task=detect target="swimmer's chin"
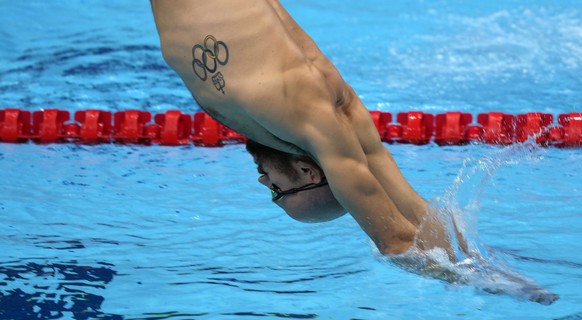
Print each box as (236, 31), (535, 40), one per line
(275, 191), (347, 223)
(283, 207), (347, 223)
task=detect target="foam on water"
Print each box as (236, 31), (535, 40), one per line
(385, 140), (559, 305)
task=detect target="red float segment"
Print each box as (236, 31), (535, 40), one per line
(0, 108), (31, 142)
(154, 110), (192, 145)
(556, 112), (582, 147)
(113, 110), (151, 144)
(476, 112), (516, 144)
(74, 110), (113, 144)
(516, 112), (554, 144)
(434, 112), (473, 146)
(1, 108), (582, 147)
(465, 125), (485, 142)
(385, 123), (403, 143)
(548, 126), (565, 146)
(193, 112), (221, 146)
(396, 111), (434, 145)
(31, 109), (70, 143)
(192, 112), (246, 146)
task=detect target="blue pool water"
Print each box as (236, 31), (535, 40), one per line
(1, 0), (581, 319)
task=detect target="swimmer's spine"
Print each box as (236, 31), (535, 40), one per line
(0, 109), (581, 147)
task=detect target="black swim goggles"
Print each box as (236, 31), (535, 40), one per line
(270, 178), (329, 201)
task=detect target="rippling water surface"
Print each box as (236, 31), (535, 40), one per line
(1, 143), (580, 319)
(1, 0), (581, 319)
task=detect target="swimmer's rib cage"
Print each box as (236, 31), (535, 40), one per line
(0, 109), (581, 147)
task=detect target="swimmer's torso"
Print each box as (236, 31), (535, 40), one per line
(151, 0), (377, 155)
(151, 0), (428, 230)
(151, 0), (434, 256)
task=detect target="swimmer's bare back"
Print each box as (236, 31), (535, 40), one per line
(150, 0), (391, 160)
(151, 0), (421, 254)
(151, 0), (345, 154)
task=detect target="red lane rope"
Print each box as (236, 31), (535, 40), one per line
(0, 108), (581, 147)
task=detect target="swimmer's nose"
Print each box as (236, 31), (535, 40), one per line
(258, 175), (269, 187)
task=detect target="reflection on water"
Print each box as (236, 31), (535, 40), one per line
(0, 258), (363, 319)
(388, 141), (559, 305)
(0, 261), (120, 319)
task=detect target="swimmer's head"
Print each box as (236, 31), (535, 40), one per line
(246, 140), (346, 223)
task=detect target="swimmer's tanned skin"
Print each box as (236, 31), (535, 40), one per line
(150, 0), (440, 254)
(149, 1), (561, 305)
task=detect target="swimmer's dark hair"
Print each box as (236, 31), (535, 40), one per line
(245, 139), (321, 181)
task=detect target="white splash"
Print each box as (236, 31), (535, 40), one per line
(387, 140), (559, 305)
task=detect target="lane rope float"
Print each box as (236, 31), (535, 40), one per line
(0, 108), (580, 147)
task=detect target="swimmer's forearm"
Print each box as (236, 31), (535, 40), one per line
(324, 160), (417, 254)
(366, 148), (428, 226)
(298, 112), (417, 254)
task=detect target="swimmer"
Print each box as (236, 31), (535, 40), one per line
(151, 0), (426, 255)
(150, 0), (558, 304)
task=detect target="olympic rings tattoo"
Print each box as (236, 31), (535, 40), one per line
(192, 35), (229, 94)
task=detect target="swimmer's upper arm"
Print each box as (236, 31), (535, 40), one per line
(295, 107), (415, 254)
(241, 62), (416, 254)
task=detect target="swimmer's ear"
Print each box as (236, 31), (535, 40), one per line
(293, 159), (324, 183)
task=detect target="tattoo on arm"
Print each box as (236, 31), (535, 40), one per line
(191, 35), (230, 94)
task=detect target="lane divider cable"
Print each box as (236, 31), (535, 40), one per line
(0, 108), (580, 147)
